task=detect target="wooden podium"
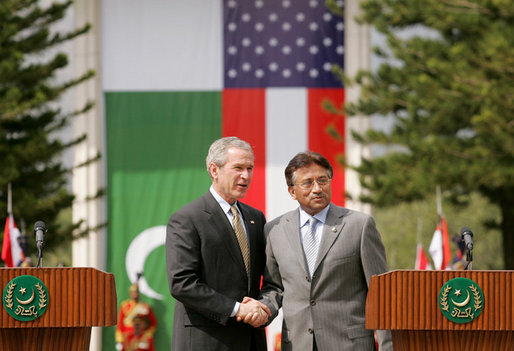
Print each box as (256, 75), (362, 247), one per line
(366, 270), (513, 350)
(0, 267), (117, 351)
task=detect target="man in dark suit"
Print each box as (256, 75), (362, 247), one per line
(166, 137), (270, 351)
(252, 151), (393, 351)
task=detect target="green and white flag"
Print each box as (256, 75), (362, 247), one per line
(104, 92), (221, 349)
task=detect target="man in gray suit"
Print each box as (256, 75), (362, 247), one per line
(166, 137), (270, 351)
(254, 151), (393, 350)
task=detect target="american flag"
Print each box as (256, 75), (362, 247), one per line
(224, 0), (345, 88)
(222, 2), (345, 350)
(222, 0), (346, 216)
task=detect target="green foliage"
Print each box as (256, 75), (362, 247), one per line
(375, 193), (503, 270)
(344, 0), (514, 268)
(0, 0), (94, 263)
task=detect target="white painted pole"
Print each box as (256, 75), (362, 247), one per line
(345, 0), (372, 214)
(7, 183), (12, 215)
(436, 184), (443, 216)
(71, 1), (105, 350)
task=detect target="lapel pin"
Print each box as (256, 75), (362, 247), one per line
(331, 227), (337, 232)
(250, 220), (255, 224)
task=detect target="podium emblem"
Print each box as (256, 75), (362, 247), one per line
(3, 275), (49, 322)
(439, 277), (484, 323)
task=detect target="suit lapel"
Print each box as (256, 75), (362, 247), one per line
(203, 193), (248, 279)
(313, 205), (348, 275)
(283, 210), (311, 277)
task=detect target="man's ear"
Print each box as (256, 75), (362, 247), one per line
(288, 185), (297, 200)
(208, 162), (218, 181)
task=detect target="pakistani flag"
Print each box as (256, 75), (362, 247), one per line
(102, 1), (345, 349)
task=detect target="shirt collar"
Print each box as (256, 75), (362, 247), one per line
(299, 204), (330, 228)
(209, 185), (238, 214)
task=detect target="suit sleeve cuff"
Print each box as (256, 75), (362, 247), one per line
(230, 302), (240, 317)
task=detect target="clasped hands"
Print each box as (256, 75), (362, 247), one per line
(235, 297), (271, 327)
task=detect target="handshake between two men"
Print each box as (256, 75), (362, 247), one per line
(235, 297), (272, 328)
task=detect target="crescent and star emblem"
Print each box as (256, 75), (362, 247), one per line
(439, 277), (484, 324)
(451, 290), (471, 307)
(125, 226), (166, 300)
(3, 275), (49, 322)
(15, 288), (35, 305)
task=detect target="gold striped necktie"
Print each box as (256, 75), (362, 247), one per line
(230, 205), (250, 276)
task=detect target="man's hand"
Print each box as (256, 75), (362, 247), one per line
(235, 297), (271, 327)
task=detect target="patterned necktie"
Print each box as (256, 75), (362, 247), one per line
(230, 205), (250, 276)
(303, 217), (319, 278)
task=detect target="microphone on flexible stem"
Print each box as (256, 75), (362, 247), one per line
(34, 221), (46, 268)
(460, 227), (474, 270)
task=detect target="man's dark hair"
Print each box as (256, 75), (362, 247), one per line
(285, 151), (333, 186)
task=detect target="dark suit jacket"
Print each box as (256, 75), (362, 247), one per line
(166, 191), (267, 351)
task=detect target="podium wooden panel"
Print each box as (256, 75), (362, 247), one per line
(366, 270), (514, 350)
(0, 267), (117, 351)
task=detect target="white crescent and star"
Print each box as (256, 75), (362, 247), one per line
(451, 290), (471, 307)
(125, 225), (166, 300)
(15, 288), (35, 305)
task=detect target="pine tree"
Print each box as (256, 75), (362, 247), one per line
(0, 0), (95, 259)
(343, 1), (514, 268)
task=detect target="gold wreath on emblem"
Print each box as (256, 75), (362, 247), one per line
(35, 283), (47, 310)
(470, 284), (483, 310)
(440, 285), (451, 312)
(4, 282), (16, 309)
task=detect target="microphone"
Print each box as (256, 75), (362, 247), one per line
(34, 221), (46, 267)
(34, 221), (46, 248)
(461, 227), (474, 251)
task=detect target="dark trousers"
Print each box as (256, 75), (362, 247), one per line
(250, 332), (258, 351)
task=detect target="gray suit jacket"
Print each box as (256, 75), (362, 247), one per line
(260, 204), (393, 351)
(166, 191), (267, 351)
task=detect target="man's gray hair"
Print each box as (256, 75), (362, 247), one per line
(206, 136), (253, 173)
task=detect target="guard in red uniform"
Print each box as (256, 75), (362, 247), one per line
(115, 282), (157, 351)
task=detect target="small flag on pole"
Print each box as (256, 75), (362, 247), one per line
(2, 183), (23, 267)
(428, 215), (451, 270)
(2, 213), (22, 267)
(415, 243), (432, 270)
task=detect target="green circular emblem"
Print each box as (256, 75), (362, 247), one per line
(438, 277), (484, 323)
(3, 275), (49, 322)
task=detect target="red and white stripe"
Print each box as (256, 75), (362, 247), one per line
(429, 216), (452, 270)
(415, 243), (432, 270)
(223, 88), (345, 220)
